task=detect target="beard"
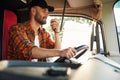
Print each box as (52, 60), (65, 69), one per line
(34, 12), (47, 25)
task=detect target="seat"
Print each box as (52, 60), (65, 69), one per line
(2, 10), (17, 60)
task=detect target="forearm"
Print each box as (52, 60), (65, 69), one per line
(31, 47), (61, 59)
(50, 19), (61, 49)
(54, 32), (61, 49)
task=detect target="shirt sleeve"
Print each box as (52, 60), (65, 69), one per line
(8, 25), (35, 60)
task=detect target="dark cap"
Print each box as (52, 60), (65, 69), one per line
(28, 0), (54, 12)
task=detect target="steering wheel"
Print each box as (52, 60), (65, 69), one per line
(54, 45), (89, 63)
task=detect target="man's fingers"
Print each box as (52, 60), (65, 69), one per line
(51, 19), (56, 23)
(50, 19), (59, 32)
(67, 47), (77, 59)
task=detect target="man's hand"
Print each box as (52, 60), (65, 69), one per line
(60, 47), (77, 59)
(50, 19), (59, 33)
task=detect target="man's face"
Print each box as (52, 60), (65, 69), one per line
(34, 6), (49, 25)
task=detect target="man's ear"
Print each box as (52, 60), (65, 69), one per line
(31, 7), (36, 15)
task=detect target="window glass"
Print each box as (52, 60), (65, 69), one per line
(114, 1), (120, 50)
(43, 16), (104, 63)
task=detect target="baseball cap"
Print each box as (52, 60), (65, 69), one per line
(28, 0), (54, 12)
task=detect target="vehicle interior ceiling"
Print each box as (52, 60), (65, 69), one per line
(47, 0), (102, 21)
(0, 0), (102, 22)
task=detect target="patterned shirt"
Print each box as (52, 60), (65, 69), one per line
(7, 21), (55, 61)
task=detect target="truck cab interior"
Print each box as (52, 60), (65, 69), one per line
(0, 0), (120, 80)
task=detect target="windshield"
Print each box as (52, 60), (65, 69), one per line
(43, 16), (93, 64)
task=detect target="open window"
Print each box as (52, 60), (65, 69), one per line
(114, 0), (120, 52)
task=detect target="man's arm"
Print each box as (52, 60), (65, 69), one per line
(54, 32), (61, 49)
(32, 46), (77, 59)
(50, 19), (61, 49)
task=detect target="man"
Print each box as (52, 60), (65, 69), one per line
(7, 0), (77, 62)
